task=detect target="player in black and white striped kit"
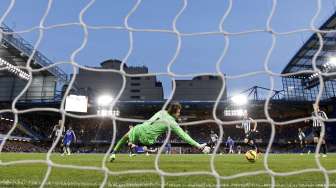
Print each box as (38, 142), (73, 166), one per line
(236, 112), (258, 153)
(49, 120), (64, 143)
(49, 120), (65, 153)
(298, 128), (306, 155)
(305, 105), (328, 157)
(208, 130), (219, 153)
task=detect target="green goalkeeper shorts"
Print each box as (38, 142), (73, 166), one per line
(129, 126), (140, 144)
(129, 125), (155, 146)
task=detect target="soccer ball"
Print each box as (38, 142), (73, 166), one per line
(245, 150), (257, 162)
(202, 146), (211, 154)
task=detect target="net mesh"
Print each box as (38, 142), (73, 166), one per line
(0, 0), (334, 187)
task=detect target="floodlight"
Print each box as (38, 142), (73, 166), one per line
(328, 57), (336, 66)
(231, 94), (248, 106)
(97, 109), (120, 117)
(97, 95), (113, 106)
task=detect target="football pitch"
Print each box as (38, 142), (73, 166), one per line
(0, 153), (336, 187)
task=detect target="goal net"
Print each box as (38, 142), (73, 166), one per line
(0, 0), (335, 187)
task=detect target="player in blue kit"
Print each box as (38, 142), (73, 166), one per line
(62, 127), (77, 156)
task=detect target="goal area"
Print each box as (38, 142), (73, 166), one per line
(0, 0), (336, 187)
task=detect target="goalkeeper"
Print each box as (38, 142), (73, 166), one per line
(109, 102), (210, 161)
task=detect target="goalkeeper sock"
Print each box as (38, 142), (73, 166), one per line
(112, 134), (128, 153)
(322, 144), (327, 155)
(128, 144), (136, 155)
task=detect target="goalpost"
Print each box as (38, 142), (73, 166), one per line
(0, 0), (334, 187)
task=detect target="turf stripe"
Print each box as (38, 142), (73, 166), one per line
(0, 180), (331, 187)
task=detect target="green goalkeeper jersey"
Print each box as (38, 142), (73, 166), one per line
(129, 110), (200, 147)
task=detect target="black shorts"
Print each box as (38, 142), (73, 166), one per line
(208, 140), (217, 147)
(245, 131), (255, 142)
(313, 127), (321, 138)
(299, 138), (305, 145)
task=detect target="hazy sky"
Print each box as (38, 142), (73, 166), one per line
(1, 0), (336, 99)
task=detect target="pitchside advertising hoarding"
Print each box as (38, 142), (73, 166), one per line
(65, 95), (88, 113)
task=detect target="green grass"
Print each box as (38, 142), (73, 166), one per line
(0, 153), (336, 187)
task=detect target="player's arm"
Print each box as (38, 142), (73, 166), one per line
(250, 118), (257, 132)
(322, 111), (328, 120)
(72, 131), (77, 143)
(49, 127), (55, 138)
(305, 112), (314, 123)
(169, 120), (201, 149)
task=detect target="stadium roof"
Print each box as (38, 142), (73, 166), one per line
(0, 24), (68, 82)
(282, 12), (336, 76)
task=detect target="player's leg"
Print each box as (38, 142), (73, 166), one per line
(207, 140), (212, 151)
(312, 128), (327, 157)
(110, 126), (142, 162)
(321, 138), (327, 157)
(252, 131), (261, 154)
(313, 135), (319, 155)
(249, 140), (257, 151)
(303, 139), (307, 154)
(320, 126), (328, 157)
(243, 137), (249, 149)
(209, 141), (214, 153)
(244, 132), (257, 152)
(61, 140), (67, 156)
(66, 142), (71, 155)
(146, 146), (158, 153)
(299, 140), (304, 155)
(313, 128), (321, 155)
(128, 143), (132, 156)
(214, 141), (219, 154)
(142, 146), (157, 156)
(210, 141), (216, 153)
(128, 142), (137, 157)
(165, 144), (169, 154)
(143, 146), (150, 156)
(244, 138), (252, 152)
(109, 132), (129, 161)
(54, 137), (61, 154)
(166, 144), (171, 154)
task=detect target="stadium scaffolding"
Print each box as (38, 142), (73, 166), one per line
(0, 24), (67, 83)
(282, 12), (336, 101)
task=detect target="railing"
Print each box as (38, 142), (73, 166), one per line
(16, 121), (43, 140)
(0, 24), (67, 83)
(238, 86), (285, 101)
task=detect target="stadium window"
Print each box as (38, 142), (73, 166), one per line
(223, 109), (247, 116)
(131, 89), (140, 93)
(131, 83), (140, 86)
(155, 82), (162, 87)
(131, 96), (140, 99)
(131, 77), (141, 80)
(209, 76), (218, 80)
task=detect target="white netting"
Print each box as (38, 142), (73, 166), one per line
(0, 0), (334, 187)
